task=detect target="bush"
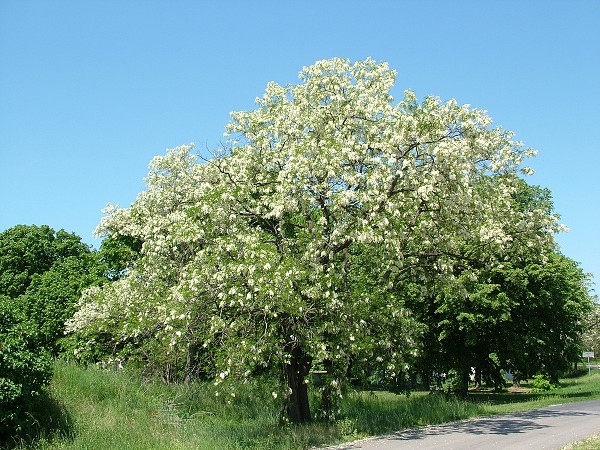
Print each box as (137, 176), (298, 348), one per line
(530, 374), (556, 392)
(0, 296), (53, 439)
(441, 370), (464, 396)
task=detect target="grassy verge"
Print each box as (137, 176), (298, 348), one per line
(563, 434), (600, 450)
(6, 362), (600, 449)
(471, 373), (600, 414)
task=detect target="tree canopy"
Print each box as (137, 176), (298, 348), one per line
(0, 225), (98, 435)
(405, 180), (593, 394)
(0, 225), (91, 298)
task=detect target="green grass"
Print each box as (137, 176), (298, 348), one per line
(564, 434), (600, 450)
(471, 371), (600, 414)
(5, 362), (600, 449)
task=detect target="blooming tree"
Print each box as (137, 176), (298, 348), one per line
(68, 58), (556, 422)
(583, 301), (600, 357)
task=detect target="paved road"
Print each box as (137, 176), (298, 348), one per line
(328, 400), (600, 449)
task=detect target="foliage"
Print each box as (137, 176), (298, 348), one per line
(408, 180), (593, 394)
(418, 251), (592, 393)
(68, 58), (556, 423)
(530, 374), (556, 392)
(0, 296), (53, 440)
(0, 224), (140, 357)
(0, 225), (101, 353)
(582, 301), (600, 356)
(440, 370), (465, 396)
(21, 256), (101, 354)
(499, 252), (593, 383)
(94, 234), (142, 282)
(0, 225), (79, 298)
(0, 225), (109, 438)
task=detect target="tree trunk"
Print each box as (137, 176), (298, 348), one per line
(162, 362), (173, 384)
(474, 366), (482, 389)
(320, 359), (336, 419)
(456, 367), (470, 398)
(283, 343), (312, 423)
(421, 370), (431, 391)
(184, 342), (198, 383)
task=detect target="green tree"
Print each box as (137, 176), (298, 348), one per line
(415, 253), (591, 395)
(0, 225), (92, 298)
(0, 296), (52, 438)
(409, 180), (591, 395)
(0, 225), (105, 353)
(22, 255), (101, 353)
(501, 252), (593, 383)
(0, 225), (57, 298)
(0, 225), (105, 438)
(582, 301), (600, 357)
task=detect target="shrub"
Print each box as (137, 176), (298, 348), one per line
(441, 370), (464, 396)
(0, 296), (53, 439)
(530, 374), (556, 391)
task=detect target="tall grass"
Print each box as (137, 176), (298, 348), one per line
(6, 362), (600, 449)
(340, 391), (486, 437)
(6, 361), (337, 449)
(470, 371), (600, 414)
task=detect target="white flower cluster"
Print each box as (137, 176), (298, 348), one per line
(69, 58), (554, 390)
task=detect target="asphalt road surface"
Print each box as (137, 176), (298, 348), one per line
(328, 400), (600, 449)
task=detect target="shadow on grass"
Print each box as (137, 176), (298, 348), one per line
(468, 389), (596, 405)
(341, 391), (487, 438)
(0, 391), (74, 449)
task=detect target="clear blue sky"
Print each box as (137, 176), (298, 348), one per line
(1, 1), (598, 292)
